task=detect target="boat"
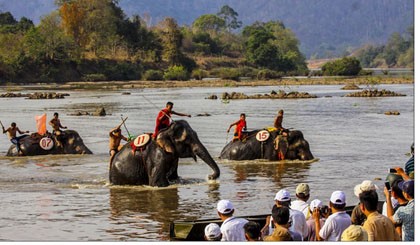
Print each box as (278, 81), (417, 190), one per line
(169, 202), (384, 241)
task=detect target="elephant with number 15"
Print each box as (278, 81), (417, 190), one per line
(220, 129), (314, 161)
(109, 120), (220, 187)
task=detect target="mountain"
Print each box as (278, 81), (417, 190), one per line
(0, 0), (413, 58)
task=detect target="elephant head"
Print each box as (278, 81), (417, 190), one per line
(110, 120), (220, 187)
(6, 130), (92, 156)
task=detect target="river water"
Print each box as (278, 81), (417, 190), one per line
(0, 83), (414, 241)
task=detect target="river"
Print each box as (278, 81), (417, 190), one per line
(0, 83), (414, 241)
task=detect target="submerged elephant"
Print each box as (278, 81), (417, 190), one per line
(220, 129), (314, 161)
(6, 130), (92, 156)
(109, 120), (220, 187)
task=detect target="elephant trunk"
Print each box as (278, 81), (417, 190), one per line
(192, 142), (220, 180)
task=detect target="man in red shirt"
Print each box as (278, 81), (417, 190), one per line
(153, 101), (191, 138)
(227, 113), (247, 141)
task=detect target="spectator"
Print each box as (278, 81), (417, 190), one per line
(388, 180), (414, 241)
(404, 143), (414, 178)
(262, 189), (308, 240)
(382, 173), (403, 217)
(204, 223), (222, 241)
(383, 179), (408, 237)
(216, 200), (248, 241)
(306, 199), (325, 241)
(291, 183), (311, 219)
(314, 191), (351, 241)
(359, 190), (400, 241)
(243, 221), (261, 241)
(263, 206), (293, 241)
(351, 180), (378, 225)
(341, 225), (368, 241)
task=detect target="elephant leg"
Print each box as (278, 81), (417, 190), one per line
(167, 158), (179, 181)
(149, 164), (170, 187)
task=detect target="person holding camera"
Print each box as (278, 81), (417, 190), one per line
(313, 191), (351, 241)
(306, 199), (326, 241)
(385, 180), (414, 241)
(383, 179), (407, 238)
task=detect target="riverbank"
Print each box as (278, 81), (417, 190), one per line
(0, 76), (413, 91)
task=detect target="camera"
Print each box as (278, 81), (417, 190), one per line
(389, 168), (397, 173)
(385, 181), (391, 190)
(320, 205), (330, 216)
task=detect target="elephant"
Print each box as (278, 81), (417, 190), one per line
(109, 120), (220, 187)
(6, 130), (92, 156)
(220, 129), (314, 161)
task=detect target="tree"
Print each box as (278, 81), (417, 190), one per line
(321, 57), (362, 76)
(243, 21), (307, 73)
(217, 5), (242, 31)
(192, 14), (225, 37)
(156, 17), (183, 66)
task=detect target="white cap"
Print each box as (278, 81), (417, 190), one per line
(330, 191), (346, 205)
(205, 223), (221, 240)
(309, 199), (323, 212)
(217, 200), (234, 214)
(274, 189), (291, 202)
(354, 180), (378, 197)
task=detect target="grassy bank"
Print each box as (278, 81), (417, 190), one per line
(0, 76), (413, 91)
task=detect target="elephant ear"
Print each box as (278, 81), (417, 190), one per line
(156, 130), (176, 154)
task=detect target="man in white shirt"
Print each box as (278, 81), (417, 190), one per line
(263, 189), (309, 240)
(291, 183), (310, 219)
(217, 199), (248, 241)
(314, 190), (352, 241)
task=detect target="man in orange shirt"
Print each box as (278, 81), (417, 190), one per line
(153, 101), (191, 138)
(227, 113), (247, 141)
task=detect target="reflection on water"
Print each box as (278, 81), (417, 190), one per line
(231, 160), (312, 184)
(0, 84), (414, 241)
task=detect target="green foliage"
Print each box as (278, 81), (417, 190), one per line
(143, 69), (164, 81)
(191, 69), (209, 80)
(354, 26), (413, 68)
(211, 67), (241, 81)
(256, 69), (283, 80)
(164, 65), (189, 81)
(321, 57), (362, 76)
(192, 14), (225, 36)
(243, 21), (307, 74)
(217, 5), (242, 31)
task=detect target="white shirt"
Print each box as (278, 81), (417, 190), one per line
(319, 211), (351, 241)
(291, 200), (310, 219)
(269, 208), (309, 239)
(382, 197), (399, 216)
(220, 216), (248, 241)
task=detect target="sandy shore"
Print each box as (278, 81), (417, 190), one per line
(1, 76), (413, 90)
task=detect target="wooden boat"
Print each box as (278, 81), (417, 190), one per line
(169, 202), (384, 241)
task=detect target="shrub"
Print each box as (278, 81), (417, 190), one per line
(256, 69), (282, 80)
(143, 70), (164, 81)
(164, 65), (190, 81)
(321, 57), (362, 76)
(211, 67), (241, 81)
(191, 69), (209, 80)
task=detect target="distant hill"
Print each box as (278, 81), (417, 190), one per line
(0, 0), (413, 58)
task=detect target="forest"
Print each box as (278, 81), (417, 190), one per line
(0, 0), (414, 83)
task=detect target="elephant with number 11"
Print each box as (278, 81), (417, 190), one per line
(109, 120), (220, 187)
